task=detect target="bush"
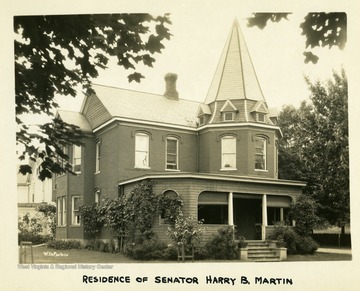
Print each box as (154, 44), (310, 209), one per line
(85, 240), (102, 251)
(18, 213), (43, 235)
(18, 233), (49, 245)
(47, 239), (82, 250)
(270, 226), (318, 255)
(296, 236), (319, 254)
(126, 237), (177, 261)
(204, 226), (238, 260)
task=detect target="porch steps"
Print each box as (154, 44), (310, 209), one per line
(243, 240), (281, 262)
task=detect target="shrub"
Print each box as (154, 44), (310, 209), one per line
(47, 239), (82, 250)
(204, 226), (238, 260)
(270, 226), (318, 255)
(85, 240), (102, 251)
(18, 233), (49, 245)
(296, 236), (319, 254)
(126, 237), (174, 260)
(18, 213), (43, 235)
(80, 203), (105, 239)
(36, 202), (56, 239)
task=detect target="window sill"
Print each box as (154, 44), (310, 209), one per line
(134, 166), (151, 170)
(165, 169), (180, 172)
(220, 168), (237, 171)
(255, 169), (268, 172)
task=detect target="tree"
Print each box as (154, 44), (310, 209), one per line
(15, 14), (172, 180)
(289, 195), (320, 236)
(36, 202), (57, 239)
(278, 70), (349, 230)
(247, 12), (346, 63)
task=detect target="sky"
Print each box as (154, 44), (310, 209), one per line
(55, 9), (346, 114)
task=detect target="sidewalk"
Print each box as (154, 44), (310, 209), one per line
(316, 248), (352, 255)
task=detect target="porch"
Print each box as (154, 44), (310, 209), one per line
(199, 192), (295, 241)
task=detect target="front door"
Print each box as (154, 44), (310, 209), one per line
(233, 198), (262, 240)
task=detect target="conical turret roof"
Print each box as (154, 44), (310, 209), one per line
(205, 19), (266, 104)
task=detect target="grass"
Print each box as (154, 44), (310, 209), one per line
(286, 252), (351, 262)
(19, 245), (135, 264)
(19, 245), (352, 264)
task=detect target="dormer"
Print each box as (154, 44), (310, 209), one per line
(197, 104), (212, 126)
(250, 101), (269, 123)
(220, 100), (238, 122)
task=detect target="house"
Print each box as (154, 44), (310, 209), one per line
(54, 20), (305, 245)
(18, 159), (54, 235)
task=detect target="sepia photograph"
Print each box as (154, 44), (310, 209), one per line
(2, 0), (359, 290)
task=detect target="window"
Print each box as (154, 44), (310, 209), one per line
(275, 142), (278, 176)
(57, 198), (62, 226)
(257, 113), (265, 122)
(223, 112), (234, 122)
(61, 196), (66, 226)
(198, 192), (228, 224)
(135, 133), (149, 168)
(59, 146), (68, 172)
(221, 136), (236, 170)
(95, 141), (101, 173)
(159, 190), (179, 224)
(72, 196), (81, 226)
(199, 116), (205, 126)
(255, 137), (267, 170)
(95, 189), (101, 205)
(166, 138), (178, 170)
(118, 185), (125, 198)
(72, 145), (81, 174)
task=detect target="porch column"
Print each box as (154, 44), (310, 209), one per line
(228, 192), (234, 226)
(262, 194), (268, 240)
(280, 207), (284, 223)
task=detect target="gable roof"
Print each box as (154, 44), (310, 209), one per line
(82, 84), (201, 129)
(204, 19), (266, 104)
(220, 99), (238, 112)
(56, 110), (92, 132)
(250, 101), (269, 114)
(197, 104), (212, 117)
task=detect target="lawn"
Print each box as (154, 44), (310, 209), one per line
(19, 245), (136, 264)
(19, 245), (352, 264)
(286, 252), (351, 262)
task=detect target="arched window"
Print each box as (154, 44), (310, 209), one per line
(135, 133), (150, 168)
(159, 190), (181, 224)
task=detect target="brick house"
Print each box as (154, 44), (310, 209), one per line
(54, 20), (305, 244)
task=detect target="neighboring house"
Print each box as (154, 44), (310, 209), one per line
(54, 20), (305, 244)
(17, 160), (54, 235)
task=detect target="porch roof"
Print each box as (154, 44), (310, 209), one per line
(118, 172), (306, 188)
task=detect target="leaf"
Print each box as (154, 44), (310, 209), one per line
(303, 51), (319, 64)
(128, 72), (145, 83)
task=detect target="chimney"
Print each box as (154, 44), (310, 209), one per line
(164, 73), (179, 100)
